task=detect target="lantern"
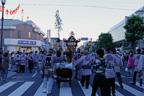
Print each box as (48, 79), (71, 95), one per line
(12, 10), (15, 14)
(40, 34), (43, 37)
(21, 9), (23, 13)
(5, 9), (8, 14)
(0, 6), (4, 11)
(32, 22), (34, 25)
(18, 5), (20, 9)
(27, 17), (29, 19)
(10, 11), (13, 15)
(38, 31), (40, 34)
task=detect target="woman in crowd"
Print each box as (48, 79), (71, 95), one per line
(2, 52), (10, 81)
(0, 52), (3, 80)
(127, 53), (135, 77)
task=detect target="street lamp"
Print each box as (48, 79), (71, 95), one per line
(0, 0), (7, 52)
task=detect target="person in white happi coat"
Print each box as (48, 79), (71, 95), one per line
(14, 51), (20, 72)
(40, 49), (58, 94)
(19, 52), (27, 73)
(137, 51), (144, 93)
(72, 50), (82, 80)
(74, 50), (92, 89)
(111, 49), (123, 88)
(104, 48), (116, 96)
(130, 49), (142, 86)
(33, 51), (39, 68)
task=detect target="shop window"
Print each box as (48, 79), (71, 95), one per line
(29, 32), (31, 38)
(18, 30), (21, 38)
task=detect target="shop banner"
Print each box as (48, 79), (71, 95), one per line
(18, 40), (36, 45)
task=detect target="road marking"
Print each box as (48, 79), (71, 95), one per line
(60, 82), (72, 96)
(32, 73), (37, 77)
(0, 82), (17, 93)
(32, 70), (37, 77)
(34, 82), (47, 96)
(136, 82), (144, 89)
(114, 91), (124, 96)
(8, 82), (34, 96)
(78, 81), (99, 96)
(121, 75), (125, 78)
(115, 82), (144, 96)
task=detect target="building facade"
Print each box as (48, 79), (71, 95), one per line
(109, 6), (144, 49)
(0, 19), (45, 53)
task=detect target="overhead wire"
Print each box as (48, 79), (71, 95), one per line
(19, 4), (137, 11)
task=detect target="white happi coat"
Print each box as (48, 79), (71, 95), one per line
(133, 54), (141, 72)
(74, 55), (92, 76)
(104, 53), (116, 78)
(20, 54), (27, 65)
(137, 55), (144, 80)
(113, 54), (123, 73)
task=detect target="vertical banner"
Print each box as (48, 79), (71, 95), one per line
(47, 29), (51, 42)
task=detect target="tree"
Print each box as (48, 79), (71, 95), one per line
(124, 15), (144, 52)
(55, 10), (63, 39)
(97, 33), (115, 49)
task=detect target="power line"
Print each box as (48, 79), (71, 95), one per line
(20, 4), (136, 11)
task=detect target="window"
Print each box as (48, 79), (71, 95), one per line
(29, 32), (31, 38)
(18, 30), (21, 38)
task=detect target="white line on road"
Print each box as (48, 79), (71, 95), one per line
(115, 82), (144, 96)
(34, 82), (47, 96)
(136, 82), (144, 89)
(60, 82), (72, 96)
(78, 81), (99, 96)
(0, 82), (17, 93)
(8, 82), (34, 96)
(32, 70), (37, 77)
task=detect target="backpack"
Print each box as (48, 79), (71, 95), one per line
(45, 54), (52, 67)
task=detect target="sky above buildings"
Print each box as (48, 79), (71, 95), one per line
(1, 0), (144, 41)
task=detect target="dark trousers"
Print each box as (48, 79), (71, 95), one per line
(20, 65), (25, 73)
(133, 72), (137, 84)
(106, 78), (115, 95)
(116, 72), (122, 83)
(81, 75), (90, 88)
(91, 74), (107, 96)
(75, 68), (79, 78)
(28, 60), (33, 73)
(132, 71), (142, 85)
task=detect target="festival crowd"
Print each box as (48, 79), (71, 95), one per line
(0, 48), (144, 96)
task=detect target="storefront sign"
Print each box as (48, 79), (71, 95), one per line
(18, 40), (36, 45)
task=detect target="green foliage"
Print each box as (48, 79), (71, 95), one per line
(97, 33), (115, 49)
(124, 15), (144, 48)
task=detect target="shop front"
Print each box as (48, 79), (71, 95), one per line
(4, 38), (44, 53)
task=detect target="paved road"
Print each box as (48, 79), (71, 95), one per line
(0, 66), (144, 96)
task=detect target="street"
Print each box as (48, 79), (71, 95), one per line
(0, 66), (143, 96)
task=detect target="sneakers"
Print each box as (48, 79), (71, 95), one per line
(43, 89), (52, 94)
(42, 89), (46, 93)
(47, 91), (52, 94)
